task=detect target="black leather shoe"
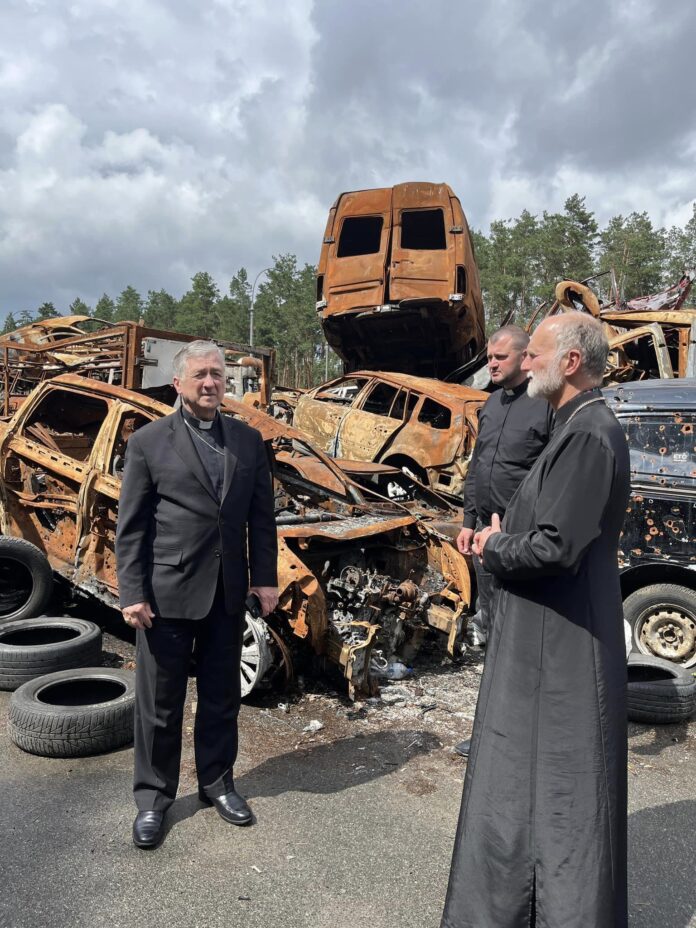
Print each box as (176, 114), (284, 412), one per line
(455, 738), (471, 758)
(133, 810), (165, 849)
(198, 784), (252, 826)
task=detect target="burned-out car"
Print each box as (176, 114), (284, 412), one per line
(606, 379), (696, 667)
(0, 375), (473, 696)
(316, 182), (486, 379)
(292, 371), (487, 501)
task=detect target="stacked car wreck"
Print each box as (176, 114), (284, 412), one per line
(1, 181), (694, 698)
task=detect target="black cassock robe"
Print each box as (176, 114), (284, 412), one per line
(442, 389), (631, 928)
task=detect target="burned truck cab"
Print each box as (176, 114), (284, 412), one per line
(316, 182), (485, 380)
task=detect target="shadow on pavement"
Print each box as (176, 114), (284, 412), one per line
(628, 799), (696, 927)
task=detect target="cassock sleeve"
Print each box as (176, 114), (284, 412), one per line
(482, 430), (615, 580)
(115, 433), (155, 607)
(247, 430), (279, 587)
(462, 407), (482, 529)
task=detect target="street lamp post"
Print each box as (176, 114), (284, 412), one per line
(249, 267), (271, 346)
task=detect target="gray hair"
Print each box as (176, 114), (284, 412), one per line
(488, 325), (529, 351)
(172, 340), (225, 379)
(552, 314), (608, 384)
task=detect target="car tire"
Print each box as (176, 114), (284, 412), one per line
(0, 537), (53, 624)
(0, 618), (102, 690)
(8, 667), (135, 757)
(627, 654), (696, 724)
(624, 583), (696, 668)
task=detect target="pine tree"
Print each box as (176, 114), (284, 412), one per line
(2, 312), (18, 334)
(94, 294), (116, 322)
(114, 286), (144, 323)
(175, 272), (220, 338)
(35, 302), (60, 320)
(144, 289), (178, 330)
(68, 297), (92, 316)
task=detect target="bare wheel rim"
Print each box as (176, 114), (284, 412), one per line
(240, 613), (274, 697)
(636, 605), (696, 668)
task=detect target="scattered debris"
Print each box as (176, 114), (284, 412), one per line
(302, 719), (324, 733)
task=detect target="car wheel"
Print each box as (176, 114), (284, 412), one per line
(623, 584), (696, 668)
(8, 667), (135, 757)
(0, 617), (102, 690)
(240, 613), (274, 697)
(0, 537), (53, 624)
(627, 654), (696, 724)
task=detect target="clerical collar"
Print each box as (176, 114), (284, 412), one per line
(554, 388), (602, 426)
(181, 406), (218, 431)
(502, 380), (529, 398)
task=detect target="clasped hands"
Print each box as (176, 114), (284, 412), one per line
(456, 513), (502, 558)
(121, 586), (279, 631)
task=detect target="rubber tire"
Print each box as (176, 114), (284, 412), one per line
(0, 618), (102, 690)
(8, 667), (135, 757)
(0, 537), (53, 624)
(623, 583), (696, 668)
(627, 654), (696, 724)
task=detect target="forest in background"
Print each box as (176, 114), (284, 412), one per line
(3, 196), (695, 388)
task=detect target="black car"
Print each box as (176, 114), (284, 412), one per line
(604, 380), (696, 668)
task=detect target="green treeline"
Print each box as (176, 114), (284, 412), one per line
(3, 196), (695, 386)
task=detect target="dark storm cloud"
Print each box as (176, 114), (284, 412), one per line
(0, 0), (693, 317)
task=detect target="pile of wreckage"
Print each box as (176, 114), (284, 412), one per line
(0, 182), (694, 706)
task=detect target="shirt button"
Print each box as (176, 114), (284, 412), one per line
(214, 549), (221, 558)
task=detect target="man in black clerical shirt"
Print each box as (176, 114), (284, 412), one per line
(455, 326), (553, 755)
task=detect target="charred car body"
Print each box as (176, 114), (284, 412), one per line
(0, 375), (472, 696)
(316, 182), (486, 379)
(606, 379), (696, 668)
(293, 370), (486, 501)
(0, 315), (274, 414)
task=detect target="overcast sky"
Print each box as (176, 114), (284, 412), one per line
(0, 0), (694, 317)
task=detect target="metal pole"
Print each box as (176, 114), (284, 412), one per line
(250, 267), (271, 347)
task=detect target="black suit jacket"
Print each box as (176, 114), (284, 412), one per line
(115, 409), (278, 619)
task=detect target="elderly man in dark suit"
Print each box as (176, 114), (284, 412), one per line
(116, 340), (278, 849)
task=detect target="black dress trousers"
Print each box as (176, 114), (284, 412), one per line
(133, 577), (243, 812)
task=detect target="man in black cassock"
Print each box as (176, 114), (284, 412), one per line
(441, 313), (630, 928)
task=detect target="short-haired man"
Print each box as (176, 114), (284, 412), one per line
(441, 314), (630, 928)
(459, 325), (554, 643)
(116, 341), (278, 849)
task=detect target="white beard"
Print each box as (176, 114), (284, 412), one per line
(527, 356), (565, 399)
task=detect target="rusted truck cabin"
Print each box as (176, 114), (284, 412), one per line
(316, 183), (486, 379)
(0, 316), (275, 415)
(0, 375), (472, 697)
(530, 273), (696, 383)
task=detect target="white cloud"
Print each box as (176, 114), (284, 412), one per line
(0, 0), (693, 316)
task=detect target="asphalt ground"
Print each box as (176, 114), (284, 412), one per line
(1, 631), (694, 928)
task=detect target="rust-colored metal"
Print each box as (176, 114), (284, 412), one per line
(529, 272), (696, 383)
(316, 182), (486, 379)
(0, 317), (275, 415)
(0, 374), (473, 696)
(292, 370), (487, 501)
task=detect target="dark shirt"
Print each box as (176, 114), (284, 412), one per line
(181, 407), (226, 500)
(463, 381), (554, 529)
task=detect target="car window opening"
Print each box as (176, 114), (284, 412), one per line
(401, 209), (446, 250)
(363, 383), (399, 416)
(418, 399), (451, 430)
(24, 392), (110, 462)
(337, 216), (384, 258)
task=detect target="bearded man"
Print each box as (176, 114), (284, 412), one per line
(441, 313), (630, 928)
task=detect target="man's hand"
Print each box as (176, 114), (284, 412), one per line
(472, 513), (502, 557)
(122, 601), (155, 631)
(249, 586), (279, 617)
(456, 527), (475, 555)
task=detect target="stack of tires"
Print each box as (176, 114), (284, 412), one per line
(627, 654), (696, 724)
(0, 537), (135, 758)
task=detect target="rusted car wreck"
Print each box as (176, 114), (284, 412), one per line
(293, 370), (487, 501)
(0, 375), (471, 697)
(529, 271), (696, 383)
(316, 182), (486, 379)
(0, 315), (274, 414)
